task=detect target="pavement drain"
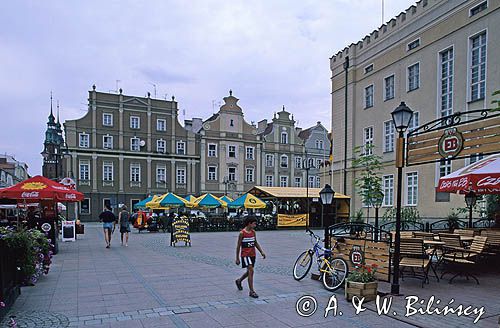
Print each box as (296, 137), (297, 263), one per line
(0, 311), (69, 328)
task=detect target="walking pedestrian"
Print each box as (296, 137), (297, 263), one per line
(118, 205), (131, 246)
(235, 217), (266, 298)
(99, 206), (116, 248)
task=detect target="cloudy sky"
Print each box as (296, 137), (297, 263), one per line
(0, 0), (413, 175)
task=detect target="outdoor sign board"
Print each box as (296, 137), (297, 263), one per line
(61, 220), (76, 242)
(406, 109), (500, 166)
(170, 216), (191, 246)
(277, 214), (309, 227)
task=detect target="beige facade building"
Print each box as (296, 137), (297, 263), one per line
(258, 108), (305, 189)
(63, 86), (200, 220)
(330, 0), (499, 218)
(198, 91), (262, 198)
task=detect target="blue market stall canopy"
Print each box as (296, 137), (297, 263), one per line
(134, 195), (155, 209)
(193, 193), (227, 208)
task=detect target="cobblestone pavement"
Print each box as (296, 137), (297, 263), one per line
(2, 224), (500, 327)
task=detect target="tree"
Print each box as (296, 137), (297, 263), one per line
(352, 144), (383, 220)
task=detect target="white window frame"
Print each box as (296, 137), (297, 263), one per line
(383, 121), (395, 153)
(208, 143), (217, 157)
(280, 155), (288, 168)
(130, 137), (140, 151)
(130, 116), (140, 129)
(469, 1), (488, 17)
(363, 126), (374, 156)
(405, 171), (419, 206)
(295, 157), (302, 169)
(315, 140), (324, 149)
(103, 113), (113, 127)
(408, 111), (420, 133)
(265, 175), (273, 187)
(407, 62), (420, 92)
(436, 159), (452, 186)
(176, 141), (186, 155)
(79, 160), (90, 181)
(384, 74), (395, 101)
(316, 159), (322, 168)
(156, 165), (166, 183)
(245, 146), (255, 160)
(208, 166), (217, 181)
(245, 167), (254, 182)
(228, 145), (237, 158)
(294, 177), (302, 187)
(364, 84), (374, 108)
(103, 162), (113, 181)
(156, 119), (166, 131)
(382, 175), (394, 207)
(79, 133), (89, 148)
(439, 47), (454, 118)
(266, 154), (274, 167)
(407, 38), (421, 51)
(228, 167), (237, 181)
(176, 168), (186, 185)
(156, 139), (166, 153)
(103, 134), (113, 150)
(280, 176), (288, 187)
(315, 176), (321, 188)
(468, 30), (487, 102)
(130, 164), (141, 182)
(308, 176), (315, 188)
(281, 132), (288, 144)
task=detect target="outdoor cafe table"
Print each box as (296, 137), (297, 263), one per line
(423, 240), (446, 281)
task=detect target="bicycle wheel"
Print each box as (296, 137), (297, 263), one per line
(321, 257), (348, 291)
(293, 251), (313, 281)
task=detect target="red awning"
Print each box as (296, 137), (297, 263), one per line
(0, 175), (84, 202)
(437, 154), (500, 194)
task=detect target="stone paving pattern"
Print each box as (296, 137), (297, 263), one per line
(2, 224), (500, 327)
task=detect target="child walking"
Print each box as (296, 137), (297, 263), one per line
(235, 217), (266, 298)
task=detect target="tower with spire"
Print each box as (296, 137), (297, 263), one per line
(41, 94), (64, 180)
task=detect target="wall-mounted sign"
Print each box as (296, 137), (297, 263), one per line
(438, 128), (464, 159)
(170, 216), (191, 246)
(41, 222), (51, 232)
(349, 245), (364, 266)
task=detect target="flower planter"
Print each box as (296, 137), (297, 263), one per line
(345, 281), (378, 302)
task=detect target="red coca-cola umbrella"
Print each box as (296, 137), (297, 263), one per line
(437, 154), (500, 194)
(0, 175), (84, 202)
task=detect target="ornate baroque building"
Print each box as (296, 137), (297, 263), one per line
(63, 86), (200, 219)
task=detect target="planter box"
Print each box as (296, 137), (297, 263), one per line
(345, 281), (378, 302)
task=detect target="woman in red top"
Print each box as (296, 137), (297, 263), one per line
(235, 217), (266, 298)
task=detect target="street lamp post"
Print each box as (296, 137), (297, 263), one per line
(302, 151), (315, 227)
(372, 190), (384, 242)
(319, 184), (334, 249)
(390, 101), (414, 295)
(465, 190), (477, 228)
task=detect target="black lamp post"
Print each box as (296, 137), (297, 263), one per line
(320, 184), (335, 249)
(302, 151), (315, 228)
(465, 190), (477, 228)
(372, 190), (384, 242)
(390, 101), (413, 295)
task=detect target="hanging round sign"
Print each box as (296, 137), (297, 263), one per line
(41, 223), (52, 232)
(438, 128), (464, 159)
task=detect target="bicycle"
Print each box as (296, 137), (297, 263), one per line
(293, 228), (349, 291)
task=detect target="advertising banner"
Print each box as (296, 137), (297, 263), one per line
(277, 214), (309, 227)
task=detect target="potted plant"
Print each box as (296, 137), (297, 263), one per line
(345, 263), (378, 302)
